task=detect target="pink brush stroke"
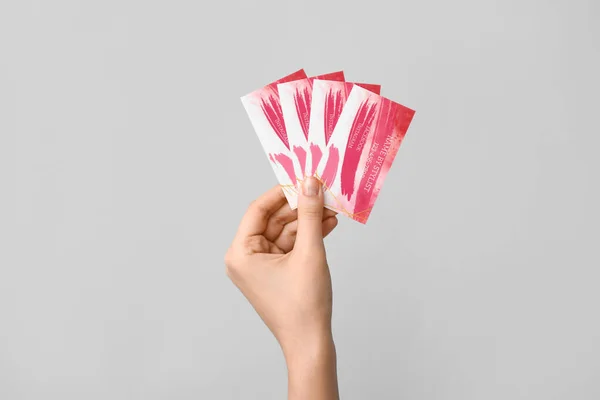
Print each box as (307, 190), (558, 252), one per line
(269, 153), (297, 185)
(293, 86), (311, 140)
(321, 146), (340, 189)
(340, 100), (378, 200)
(260, 94), (288, 148)
(324, 88), (345, 145)
(292, 146), (307, 174)
(309, 143), (323, 175)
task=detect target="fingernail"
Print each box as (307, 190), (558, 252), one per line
(303, 176), (319, 197)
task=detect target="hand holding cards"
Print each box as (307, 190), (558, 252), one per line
(241, 69), (415, 224)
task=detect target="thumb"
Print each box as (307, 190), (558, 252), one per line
(294, 176), (325, 253)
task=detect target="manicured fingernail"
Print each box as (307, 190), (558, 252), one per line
(303, 176), (319, 197)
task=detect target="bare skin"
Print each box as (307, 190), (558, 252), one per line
(225, 176), (339, 400)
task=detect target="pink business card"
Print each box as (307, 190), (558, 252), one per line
(315, 85), (415, 223)
(277, 72), (346, 181)
(240, 69), (309, 207)
(306, 80), (381, 179)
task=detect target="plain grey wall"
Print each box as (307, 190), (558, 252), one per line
(1, 0), (599, 399)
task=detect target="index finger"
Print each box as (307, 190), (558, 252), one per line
(235, 185), (287, 239)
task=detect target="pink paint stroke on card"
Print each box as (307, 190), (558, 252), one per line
(270, 153), (297, 185)
(324, 87), (345, 145)
(260, 94), (288, 148)
(293, 85), (311, 140)
(292, 146), (307, 176)
(320, 146), (340, 188)
(309, 143), (323, 175)
(340, 100), (378, 200)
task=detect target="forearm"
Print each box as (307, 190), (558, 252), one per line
(283, 332), (339, 400)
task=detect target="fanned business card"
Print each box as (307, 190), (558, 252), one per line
(307, 80), (381, 179)
(240, 69), (309, 207)
(316, 85), (415, 223)
(277, 72), (346, 180)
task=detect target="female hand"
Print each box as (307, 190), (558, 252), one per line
(225, 177), (340, 400)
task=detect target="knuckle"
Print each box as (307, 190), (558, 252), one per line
(246, 201), (260, 217)
(247, 199), (269, 217)
(244, 235), (263, 251)
(243, 236), (256, 248)
(224, 249), (240, 279)
(225, 261), (239, 282)
(253, 203), (270, 217)
(225, 263), (234, 279)
(272, 213), (288, 227)
(224, 248), (235, 267)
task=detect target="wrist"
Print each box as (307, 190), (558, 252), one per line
(281, 329), (336, 369)
(282, 330), (339, 400)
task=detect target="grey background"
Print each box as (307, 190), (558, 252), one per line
(1, 0), (599, 399)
